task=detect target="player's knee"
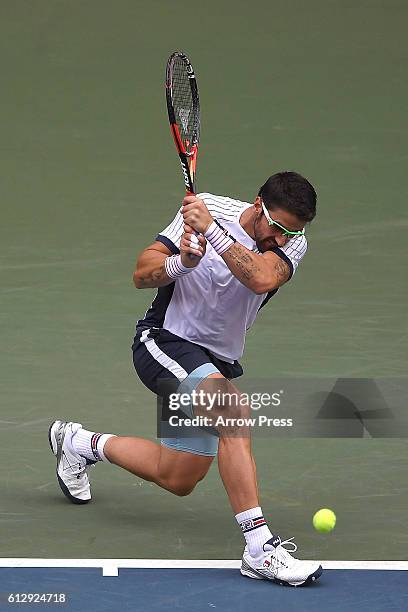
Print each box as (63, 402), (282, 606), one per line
(165, 468), (209, 496)
(157, 449), (212, 496)
(173, 483), (196, 497)
(167, 478), (197, 497)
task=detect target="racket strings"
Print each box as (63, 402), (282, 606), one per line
(171, 57), (197, 152)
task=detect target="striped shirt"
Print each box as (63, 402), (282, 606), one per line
(138, 193), (308, 362)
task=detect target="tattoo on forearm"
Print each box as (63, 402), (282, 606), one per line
(223, 244), (260, 280)
(274, 258), (290, 283)
(152, 265), (166, 282)
(223, 243), (289, 287)
(138, 264), (168, 287)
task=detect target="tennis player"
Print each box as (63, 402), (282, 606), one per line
(49, 171), (323, 586)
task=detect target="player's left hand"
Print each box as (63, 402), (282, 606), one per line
(180, 223), (207, 266)
(182, 196), (213, 234)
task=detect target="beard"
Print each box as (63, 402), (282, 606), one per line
(253, 217), (278, 252)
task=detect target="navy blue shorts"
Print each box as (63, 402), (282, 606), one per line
(132, 327), (243, 456)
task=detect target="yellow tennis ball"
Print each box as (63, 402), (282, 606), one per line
(313, 508), (336, 533)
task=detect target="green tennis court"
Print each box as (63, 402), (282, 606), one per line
(1, 0), (407, 570)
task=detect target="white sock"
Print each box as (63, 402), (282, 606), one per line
(235, 506), (273, 557)
(69, 426), (116, 463)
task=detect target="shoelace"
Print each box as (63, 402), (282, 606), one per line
(279, 537), (298, 553)
(266, 538), (298, 575)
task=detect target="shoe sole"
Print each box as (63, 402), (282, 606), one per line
(240, 560), (323, 587)
(48, 420), (90, 505)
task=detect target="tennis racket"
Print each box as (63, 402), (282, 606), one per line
(165, 51), (200, 196)
(165, 51), (201, 261)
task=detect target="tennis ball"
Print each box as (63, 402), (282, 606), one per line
(313, 508), (336, 533)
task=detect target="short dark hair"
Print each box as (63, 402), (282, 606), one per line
(258, 171), (317, 223)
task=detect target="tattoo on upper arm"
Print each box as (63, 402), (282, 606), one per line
(274, 258), (290, 283)
(223, 244), (260, 280)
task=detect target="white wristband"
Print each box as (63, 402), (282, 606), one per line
(204, 220), (236, 255)
(165, 254), (193, 279)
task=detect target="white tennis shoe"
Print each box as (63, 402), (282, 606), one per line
(48, 420), (94, 504)
(241, 534), (323, 587)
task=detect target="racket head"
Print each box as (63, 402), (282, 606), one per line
(166, 51), (200, 193)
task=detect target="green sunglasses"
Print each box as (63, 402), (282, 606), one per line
(261, 200), (305, 237)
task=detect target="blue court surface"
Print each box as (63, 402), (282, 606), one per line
(0, 561), (407, 611)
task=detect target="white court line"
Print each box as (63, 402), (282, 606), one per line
(0, 559), (408, 577)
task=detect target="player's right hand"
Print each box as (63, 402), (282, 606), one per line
(180, 223), (207, 267)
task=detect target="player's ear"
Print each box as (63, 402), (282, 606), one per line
(254, 196), (262, 211)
